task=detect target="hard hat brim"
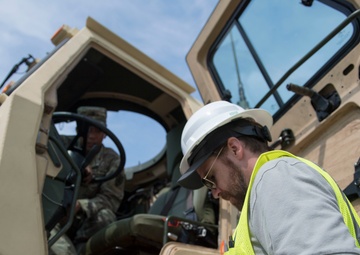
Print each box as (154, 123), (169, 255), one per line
(177, 153), (207, 190)
(177, 152), (211, 190)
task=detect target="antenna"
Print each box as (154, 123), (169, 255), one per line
(0, 54), (35, 90)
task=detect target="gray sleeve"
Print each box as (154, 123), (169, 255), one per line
(249, 157), (360, 255)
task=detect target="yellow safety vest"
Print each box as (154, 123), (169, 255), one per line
(225, 150), (360, 255)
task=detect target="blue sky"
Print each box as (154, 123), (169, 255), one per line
(0, 0), (219, 167)
(0, 0), (218, 98)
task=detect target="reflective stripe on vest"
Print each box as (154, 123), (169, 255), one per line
(224, 150), (360, 255)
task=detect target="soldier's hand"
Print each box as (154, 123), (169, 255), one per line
(82, 166), (93, 184)
(75, 201), (82, 214)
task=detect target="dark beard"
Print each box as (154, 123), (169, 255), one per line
(220, 157), (248, 210)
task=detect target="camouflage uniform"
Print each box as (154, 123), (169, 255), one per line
(49, 225), (77, 255)
(77, 106), (107, 126)
(73, 144), (125, 243)
(52, 106), (125, 253)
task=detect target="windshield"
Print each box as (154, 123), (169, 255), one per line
(210, 0), (357, 117)
(55, 110), (166, 169)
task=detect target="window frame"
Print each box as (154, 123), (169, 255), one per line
(207, 0), (360, 121)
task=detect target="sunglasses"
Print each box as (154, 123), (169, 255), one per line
(201, 146), (224, 189)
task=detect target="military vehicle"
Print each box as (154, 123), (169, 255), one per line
(1, 0), (360, 254)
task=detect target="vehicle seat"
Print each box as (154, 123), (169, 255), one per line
(81, 123), (218, 255)
(147, 122), (191, 217)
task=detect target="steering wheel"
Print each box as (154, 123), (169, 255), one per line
(52, 111), (126, 183)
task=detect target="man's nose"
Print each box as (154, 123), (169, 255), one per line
(211, 187), (221, 199)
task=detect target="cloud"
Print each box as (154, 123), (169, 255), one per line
(0, 0), (217, 90)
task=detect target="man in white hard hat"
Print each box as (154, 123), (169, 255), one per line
(178, 101), (360, 254)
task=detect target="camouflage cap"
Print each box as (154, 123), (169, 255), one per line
(77, 106), (107, 126)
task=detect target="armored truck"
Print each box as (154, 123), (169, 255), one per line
(1, 0), (360, 254)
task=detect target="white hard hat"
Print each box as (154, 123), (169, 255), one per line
(178, 101), (273, 189)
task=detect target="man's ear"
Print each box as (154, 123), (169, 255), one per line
(227, 137), (243, 159)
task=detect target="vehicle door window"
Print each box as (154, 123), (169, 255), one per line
(210, 0), (357, 118)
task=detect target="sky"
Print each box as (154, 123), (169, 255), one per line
(0, 0), (219, 167)
(0, 0), (218, 97)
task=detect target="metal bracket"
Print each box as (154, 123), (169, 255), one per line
(344, 158), (360, 200)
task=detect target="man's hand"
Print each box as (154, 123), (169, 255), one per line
(75, 200), (82, 214)
(82, 166), (93, 184)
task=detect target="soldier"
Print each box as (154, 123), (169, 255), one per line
(71, 106), (125, 247)
(51, 106), (125, 254)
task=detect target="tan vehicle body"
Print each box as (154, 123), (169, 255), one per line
(1, 0), (360, 254)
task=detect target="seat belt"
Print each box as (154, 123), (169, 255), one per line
(160, 185), (181, 216)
